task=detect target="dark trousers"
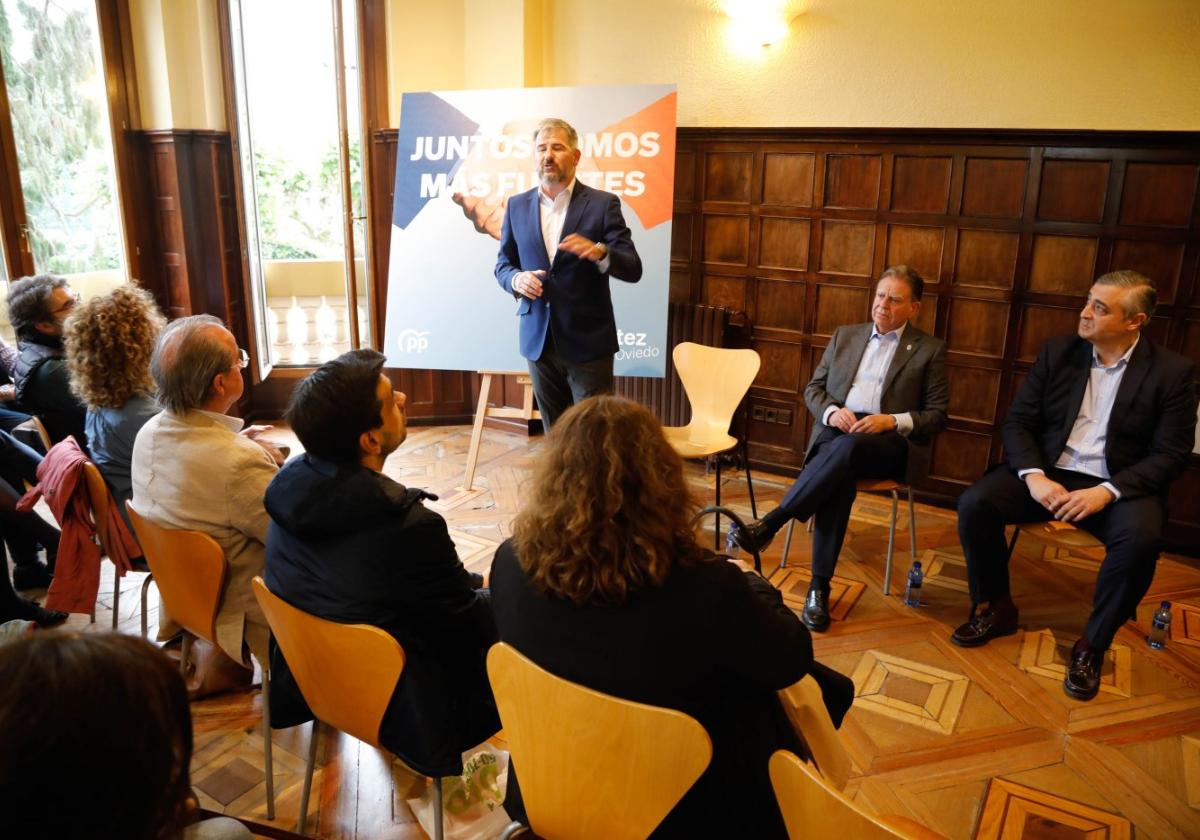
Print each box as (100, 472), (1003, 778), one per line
(957, 465), (1163, 651)
(0, 431), (58, 568)
(768, 424), (908, 580)
(527, 330), (614, 430)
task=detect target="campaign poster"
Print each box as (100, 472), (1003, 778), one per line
(384, 84), (676, 376)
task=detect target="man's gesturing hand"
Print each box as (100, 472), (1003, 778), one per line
(849, 414), (897, 435)
(827, 407), (856, 433)
(1054, 486), (1113, 523)
(514, 270), (546, 299)
(1025, 473), (1069, 512)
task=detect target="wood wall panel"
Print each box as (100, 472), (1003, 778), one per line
(955, 229), (1019, 289)
(702, 214), (750, 265)
(819, 221), (875, 276)
(886, 224), (944, 282)
(1037, 159), (1109, 223)
(759, 217), (810, 271)
(891, 156), (951, 214)
(962, 157), (1028, 219)
(1028, 234), (1100, 295)
(762, 153), (814, 206)
(673, 128), (1198, 546)
(1119, 162), (1198, 227)
(824, 154), (882, 209)
(675, 150), (695, 201)
(703, 151), (753, 203)
(946, 298), (1008, 357)
(813, 284), (870, 337)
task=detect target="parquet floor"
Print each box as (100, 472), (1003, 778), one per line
(38, 423), (1200, 839)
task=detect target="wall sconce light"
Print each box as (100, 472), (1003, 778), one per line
(721, 0), (794, 51)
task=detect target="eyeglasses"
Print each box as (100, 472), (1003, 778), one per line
(48, 292), (80, 317)
(234, 349), (250, 370)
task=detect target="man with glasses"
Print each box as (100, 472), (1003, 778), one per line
(5, 274), (87, 447)
(131, 315), (284, 684)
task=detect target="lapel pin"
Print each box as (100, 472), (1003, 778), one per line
(906, 344), (912, 351)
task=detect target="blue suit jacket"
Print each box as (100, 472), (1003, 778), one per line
(494, 182), (642, 363)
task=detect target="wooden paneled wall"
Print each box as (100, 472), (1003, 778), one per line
(671, 128), (1200, 545)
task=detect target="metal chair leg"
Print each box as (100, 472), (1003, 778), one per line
(112, 564), (120, 630)
(179, 633), (193, 678)
(432, 776), (445, 840)
(298, 720), (319, 835)
(500, 821), (528, 839)
(741, 437), (758, 519)
(883, 489), (898, 596)
(907, 485), (917, 562)
(261, 664), (275, 820)
(780, 520), (795, 569)
(139, 574), (154, 639)
(713, 457), (723, 550)
(1006, 527), (1020, 560)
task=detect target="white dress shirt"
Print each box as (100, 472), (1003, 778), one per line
(1018, 337), (1138, 499)
(537, 178), (610, 273)
(823, 322), (914, 436)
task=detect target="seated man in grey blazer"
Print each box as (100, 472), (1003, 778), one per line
(731, 265), (948, 631)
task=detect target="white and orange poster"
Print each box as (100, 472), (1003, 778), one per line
(384, 84), (676, 375)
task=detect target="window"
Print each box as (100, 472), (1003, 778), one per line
(226, 0), (371, 372)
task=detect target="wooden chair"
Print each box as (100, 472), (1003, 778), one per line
(126, 503), (275, 821)
(775, 674), (851, 791)
(779, 478), (916, 595)
(251, 577), (441, 838)
(1008, 519), (1105, 557)
(82, 461), (151, 633)
(662, 342), (761, 549)
(487, 642), (712, 840)
(12, 415), (52, 453)
(769, 749), (947, 839)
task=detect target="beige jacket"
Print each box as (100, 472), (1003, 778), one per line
(131, 409), (277, 662)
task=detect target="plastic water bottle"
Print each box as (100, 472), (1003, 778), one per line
(1147, 601), (1172, 649)
(903, 561), (924, 607)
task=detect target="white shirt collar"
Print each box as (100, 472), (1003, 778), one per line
(1091, 335), (1139, 369)
(195, 408), (245, 433)
(539, 177), (576, 206)
(870, 321), (907, 341)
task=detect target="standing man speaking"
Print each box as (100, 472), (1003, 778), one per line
(494, 118), (642, 429)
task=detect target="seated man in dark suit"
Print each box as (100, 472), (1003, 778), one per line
(732, 265), (948, 631)
(952, 270), (1198, 701)
(263, 349), (498, 777)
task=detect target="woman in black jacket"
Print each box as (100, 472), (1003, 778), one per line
(491, 395), (854, 838)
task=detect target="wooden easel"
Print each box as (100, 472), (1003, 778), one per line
(462, 370), (540, 490)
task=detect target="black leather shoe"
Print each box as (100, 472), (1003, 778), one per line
(13, 597), (68, 628)
(12, 561), (52, 590)
(802, 588), (831, 632)
(950, 604), (1019, 647)
(729, 519), (775, 554)
(1063, 641), (1102, 701)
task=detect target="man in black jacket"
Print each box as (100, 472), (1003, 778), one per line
(952, 271), (1198, 701)
(263, 349), (498, 776)
(5, 274), (87, 447)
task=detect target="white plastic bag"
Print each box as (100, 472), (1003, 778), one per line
(408, 745), (513, 840)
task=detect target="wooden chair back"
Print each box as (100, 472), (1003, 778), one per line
(776, 674), (852, 790)
(672, 342), (760, 447)
(769, 750), (946, 839)
(487, 642), (711, 840)
(82, 461), (113, 556)
(126, 501), (226, 646)
(251, 577), (404, 748)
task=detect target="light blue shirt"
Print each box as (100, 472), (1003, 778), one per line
(1019, 338), (1137, 500)
(824, 323), (913, 435)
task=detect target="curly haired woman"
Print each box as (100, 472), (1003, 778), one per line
(63, 284), (165, 514)
(490, 395), (854, 838)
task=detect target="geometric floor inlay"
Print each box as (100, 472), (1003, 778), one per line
(447, 528), (501, 574)
(918, 548), (970, 593)
(849, 650), (969, 735)
(1182, 735), (1200, 809)
(974, 777), (1131, 839)
(1170, 602), (1200, 649)
(769, 569), (866, 621)
(1017, 630), (1132, 698)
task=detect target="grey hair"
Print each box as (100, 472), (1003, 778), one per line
(533, 118), (578, 149)
(150, 315), (234, 413)
(1095, 270), (1157, 322)
(878, 265), (925, 301)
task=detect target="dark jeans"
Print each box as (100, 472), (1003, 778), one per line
(527, 330), (614, 430)
(957, 465), (1162, 651)
(0, 431), (58, 569)
(767, 423), (908, 580)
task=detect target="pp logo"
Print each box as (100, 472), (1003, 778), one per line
(397, 329), (430, 354)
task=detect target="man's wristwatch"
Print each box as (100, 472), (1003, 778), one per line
(591, 242), (608, 260)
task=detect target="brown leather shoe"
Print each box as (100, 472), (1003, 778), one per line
(1063, 639), (1102, 701)
(950, 604), (1019, 647)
